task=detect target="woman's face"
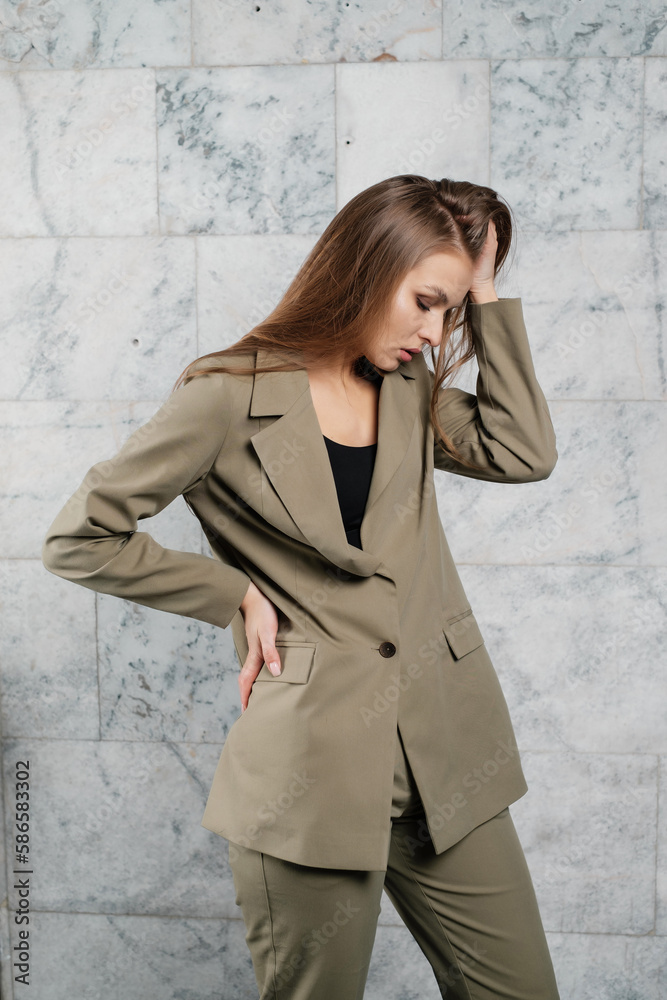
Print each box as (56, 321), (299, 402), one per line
(366, 249), (475, 372)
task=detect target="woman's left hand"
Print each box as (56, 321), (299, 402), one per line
(468, 219), (499, 304)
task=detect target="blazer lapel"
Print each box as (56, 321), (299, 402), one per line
(249, 346), (419, 577)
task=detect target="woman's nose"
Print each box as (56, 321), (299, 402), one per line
(421, 318), (443, 349)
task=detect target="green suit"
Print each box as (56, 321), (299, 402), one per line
(42, 297), (557, 872)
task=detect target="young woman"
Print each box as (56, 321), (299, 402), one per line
(43, 174), (561, 999)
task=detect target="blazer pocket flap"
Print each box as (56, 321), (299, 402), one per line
(442, 611), (485, 659)
(255, 641), (317, 683)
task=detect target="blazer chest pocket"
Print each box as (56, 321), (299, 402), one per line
(442, 610), (485, 660)
(255, 641), (317, 684)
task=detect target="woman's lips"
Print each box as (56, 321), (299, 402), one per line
(399, 348), (416, 361)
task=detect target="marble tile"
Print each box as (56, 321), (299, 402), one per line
(0, 560), (98, 739)
(643, 57), (667, 229)
(0, 237), (197, 400)
(156, 66), (335, 235)
(4, 911), (255, 1000)
(510, 230), (667, 401)
(547, 931), (666, 1000)
(193, 0), (442, 66)
(435, 401), (667, 566)
(508, 751), (657, 934)
(336, 61), (490, 210)
(0, 70), (158, 237)
(2, 400), (204, 559)
(2, 739), (239, 918)
(491, 58), (643, 231)
(444, 1), (667, 58)
(457, 565), (667, 755)
(197, 234), (319, 352)
(0, 0), (190, 70)
(657, 754), (667, 934)
(97, 596), (241, 742)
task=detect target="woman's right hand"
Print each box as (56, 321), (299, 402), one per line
(238, 580), (282, 712)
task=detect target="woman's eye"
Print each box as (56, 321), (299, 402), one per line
(417, 299), (430, 312)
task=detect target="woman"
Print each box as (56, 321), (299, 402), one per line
(42, 175), (561, 999)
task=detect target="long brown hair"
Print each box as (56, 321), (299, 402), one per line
(173, 174), (515, 469)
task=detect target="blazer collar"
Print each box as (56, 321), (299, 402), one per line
(249, 346), (419, 578)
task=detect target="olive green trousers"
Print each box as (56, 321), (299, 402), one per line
(228, 727), (561, 1000)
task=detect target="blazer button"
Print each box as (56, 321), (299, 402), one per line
(379, 641), (396, 658)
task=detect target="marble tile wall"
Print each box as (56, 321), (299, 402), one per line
(1, 2), (665, 998)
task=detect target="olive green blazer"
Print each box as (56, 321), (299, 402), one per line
(42, 297), (557, 871)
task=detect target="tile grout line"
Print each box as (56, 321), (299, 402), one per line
(654, 756), (661, 933)
(4, 557), (667, 568)
(2, 230), (667, 240)
(190, 0), (194, 69)
(639, 56), (646, 230)
(440, 0), (444, 61)
(1, 735), (663, 756)
(0, 54), (665, 76)
(153, 66), (161, 240)
(334, 62), (339, 214)
(487, 57), (492, 185)
(94, 594), (102, 741)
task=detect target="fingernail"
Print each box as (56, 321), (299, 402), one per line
(268, 661), (281, 676)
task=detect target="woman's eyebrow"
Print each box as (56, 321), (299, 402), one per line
(423, 284), (449, 304)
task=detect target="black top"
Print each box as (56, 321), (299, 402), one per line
(323, 437), (377, 549)
(322, 357), (383, 550)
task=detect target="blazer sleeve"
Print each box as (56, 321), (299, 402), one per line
(432, 297), (558, 483)
(41, 371), (252, 630)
